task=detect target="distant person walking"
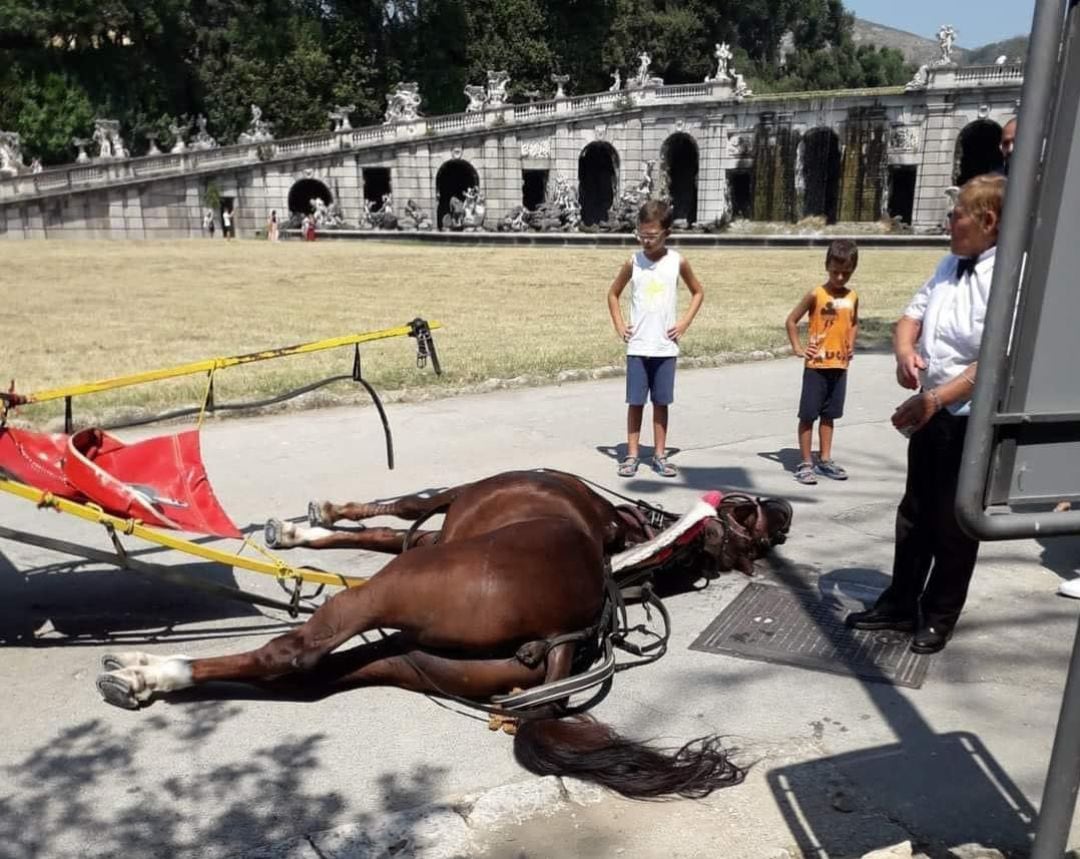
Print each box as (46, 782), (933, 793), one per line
(267, 210), (279, 241)
(222, 207), (233, 240)
(203, 208), (215, 238)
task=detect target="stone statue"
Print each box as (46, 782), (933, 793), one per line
(634, 52), (652, 87)
(464, 84), (488, 113)
(0, 131), (26, 177)
(72, 137), (92, 163)
(486, 71), (511, 108)
(310, 197), (347, 229)
(238, 104), (274, 144)
(551, 73), (570, 100)
(609, 70), (622, 92)
(30, 157), (43, 174)
(936, 24), (957, 65)
(733, 72), (752, 99)
(402, 198), (433, 231)
(367, 193), (396, 229)
(145, 132), (162, 156)
(631, 51), (664, 88)
(92, 120), (114, 159)
(384, 82), (422, 124)
(553, 176), (581, 230)
(190, 114), (218, 150)
(169, 120), (190, 153)
(638, 159), (654, 196)
(328, 105), (355, 132)
(708, 42), (733, 82)
(442, 186), (487, 231)
(905, 64), (930, 91)
(91, 119), (127, 159)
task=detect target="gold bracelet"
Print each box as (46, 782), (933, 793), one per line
(927, 389), (943, 412)
(961, 370), (976, 386)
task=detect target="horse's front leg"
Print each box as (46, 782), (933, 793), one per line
(308, 483), (472, 527)
(264, 520), (438, 553)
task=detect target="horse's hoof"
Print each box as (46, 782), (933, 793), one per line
(265, 518), (284, 548)
(308, 500), (332, 528)
(101, 653), (124, 672)
(96, 673), (140, 710)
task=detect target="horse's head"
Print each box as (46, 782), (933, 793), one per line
(700, 495), (793, 576)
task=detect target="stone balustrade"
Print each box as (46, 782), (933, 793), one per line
(930, 62), (1025, 89)
(0, 77), (744, 203)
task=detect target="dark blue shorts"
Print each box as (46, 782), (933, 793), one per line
(626, 356), (676, 406)
(798, 367), (847, 421)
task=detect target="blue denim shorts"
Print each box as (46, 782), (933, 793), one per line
(626, 355), (676, 406)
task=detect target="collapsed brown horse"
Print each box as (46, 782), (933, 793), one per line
(97, 469), (791, 799)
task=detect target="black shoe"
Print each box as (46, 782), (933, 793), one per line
(845, 607), (915, 632)
(910, 624), (951, 654)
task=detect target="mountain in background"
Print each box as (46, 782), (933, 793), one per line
(852, 18), (1029, 66)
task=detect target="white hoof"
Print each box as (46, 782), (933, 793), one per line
(265, 518), (296, 548)
(97, 672), (141, 710)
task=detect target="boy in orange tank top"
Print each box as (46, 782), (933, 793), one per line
(785, 240), (859, 484)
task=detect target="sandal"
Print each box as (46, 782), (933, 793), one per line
(794, 462), (817, 485)
(653, 456), (678, 478)
(617, 456), (640, 478)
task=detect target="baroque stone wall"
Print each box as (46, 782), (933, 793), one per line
(0, 82), (1021, 239)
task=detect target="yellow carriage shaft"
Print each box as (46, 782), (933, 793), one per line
(11, 321), (442, 405)
(0, 474), (366, 590)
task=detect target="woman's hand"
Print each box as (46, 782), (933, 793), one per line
(892, 390), (940, 436)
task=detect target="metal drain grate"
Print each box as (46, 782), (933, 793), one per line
(690, 581), (931, 688)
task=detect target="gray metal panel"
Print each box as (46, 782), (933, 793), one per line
(958, 0), (1080, 534)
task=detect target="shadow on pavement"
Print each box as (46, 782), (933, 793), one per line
(0, 547), (289, 647)
(768, 731), (1036, 858)
(761, 554), (1038, 856)
(0, 703), (454, 859)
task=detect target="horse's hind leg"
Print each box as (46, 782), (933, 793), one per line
(310, 484), (473, 527)
(252, 634), (547, 703)
(97, 581), (395, 709)
(265, 520), (437, 553)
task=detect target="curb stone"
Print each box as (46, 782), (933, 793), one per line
(231, 776), (604, 859)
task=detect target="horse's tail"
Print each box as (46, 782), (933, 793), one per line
(513, 714), (745, 799)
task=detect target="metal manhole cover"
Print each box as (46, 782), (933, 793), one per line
(690, 581), (931, 688)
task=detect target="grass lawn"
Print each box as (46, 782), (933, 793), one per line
(0, 240), (940, 427)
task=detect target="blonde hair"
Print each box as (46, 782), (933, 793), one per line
(959, 174), (1006, 224)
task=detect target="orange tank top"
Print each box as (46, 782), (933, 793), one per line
(806, 285), (858, 370)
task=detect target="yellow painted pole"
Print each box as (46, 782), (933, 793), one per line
(7, 321), (442, 405)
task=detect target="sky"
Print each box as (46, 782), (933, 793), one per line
(842, 0), (1037, 48)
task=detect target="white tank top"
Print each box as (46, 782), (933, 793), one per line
(627, 249), (681, 357)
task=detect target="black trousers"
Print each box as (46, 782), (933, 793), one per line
(876, 409), (980, 630)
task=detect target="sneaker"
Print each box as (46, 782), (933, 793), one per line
(815, 460), (848, 481)
(794, 462), (817, 485)
(1059, 578), (1080, 599)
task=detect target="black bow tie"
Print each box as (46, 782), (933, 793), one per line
(956, 257), (978, 279)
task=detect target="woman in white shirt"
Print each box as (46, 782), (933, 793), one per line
(847, 174), (1006, 654)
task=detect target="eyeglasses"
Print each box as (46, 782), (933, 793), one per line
(635, 231), (666, 241)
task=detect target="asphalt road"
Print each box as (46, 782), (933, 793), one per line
(2, 354), (1078, 858)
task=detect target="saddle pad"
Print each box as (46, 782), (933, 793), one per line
(611, 492), (721, 572)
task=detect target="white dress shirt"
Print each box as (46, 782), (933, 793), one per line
(902, 246), (996, 416)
